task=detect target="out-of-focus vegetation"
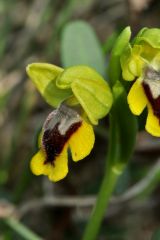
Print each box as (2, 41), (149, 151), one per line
(1, 0), (160, 239)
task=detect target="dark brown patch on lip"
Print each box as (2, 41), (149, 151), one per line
(142, 67), (160, 121)
(42, 121), (82, 165)
(142, 82), (160, 120)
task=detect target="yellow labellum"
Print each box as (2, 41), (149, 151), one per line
(127, 77), (147, 115)
(30, 119), (95, 182)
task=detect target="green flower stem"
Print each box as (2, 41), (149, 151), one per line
(82, 114), (121, 240)
(4, 217), (42, 240)
(82, 27), (137, 240)
(82, 169), (119, 240)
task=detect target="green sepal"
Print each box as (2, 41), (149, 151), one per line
(109, 26), (131, 86)
(26, 63), (72, 107)
(56, 65), (108, 89)
(131, 27), (147, 45)
(110, 81), (137, 172)
(120, 43), (135, 81)
(57, 65), (113, 125)
(134, 28), (160, 49)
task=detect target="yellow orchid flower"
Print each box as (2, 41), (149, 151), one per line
(27, 63), (113, 181)
(120, 28), (160, 137)
(31, 104), (95, 182)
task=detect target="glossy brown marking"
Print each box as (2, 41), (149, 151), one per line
(142, 82), (160, 120)
(143, 67), (160, 121)
(42, 121), (82, 165)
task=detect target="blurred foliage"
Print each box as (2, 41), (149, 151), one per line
(152, 229), (160, 240)
(0, 0), (160, 239)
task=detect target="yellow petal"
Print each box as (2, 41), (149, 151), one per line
(127, 78), (147, 115)
(145, 105), (160, 137)
(30, 146), (68, 182)
(122, 66), (135, 81)
(47, 145), (68, 182)
(69, 120), (95, 162)
(128, 57), (144, 77)
(30, 150), (47, 175)
(129, 59), (138, 76)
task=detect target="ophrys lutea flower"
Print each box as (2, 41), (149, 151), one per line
(27, 63), (113, 181)
(120, 28), (160, 136)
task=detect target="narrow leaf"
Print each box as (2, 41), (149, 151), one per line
(109, 26), (131, 86)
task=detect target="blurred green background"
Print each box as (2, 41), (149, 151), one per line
(1, 0), (160, 239)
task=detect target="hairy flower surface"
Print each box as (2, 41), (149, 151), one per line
(120, 28), (160, 136)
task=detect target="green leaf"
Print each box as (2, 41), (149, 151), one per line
(26, 63), (72, 107)
(61, 20), (106, 76)
(56, 65), (113, 124)
(110, 81), (137, 172)
(151, 229), (160, 240)
(4, 217), (42, 240)
(109, 26), (131, 86)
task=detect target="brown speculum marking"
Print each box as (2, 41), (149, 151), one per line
(142, 67), (160, 121)
(41, 104), (82, 165)
(43, 122), (81, 164)
(142, 83), (160, 119)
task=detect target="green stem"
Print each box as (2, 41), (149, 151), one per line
(82, 114), (121, 240)
(4, 217), (42, 240)
(82, 169), (119, 240)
